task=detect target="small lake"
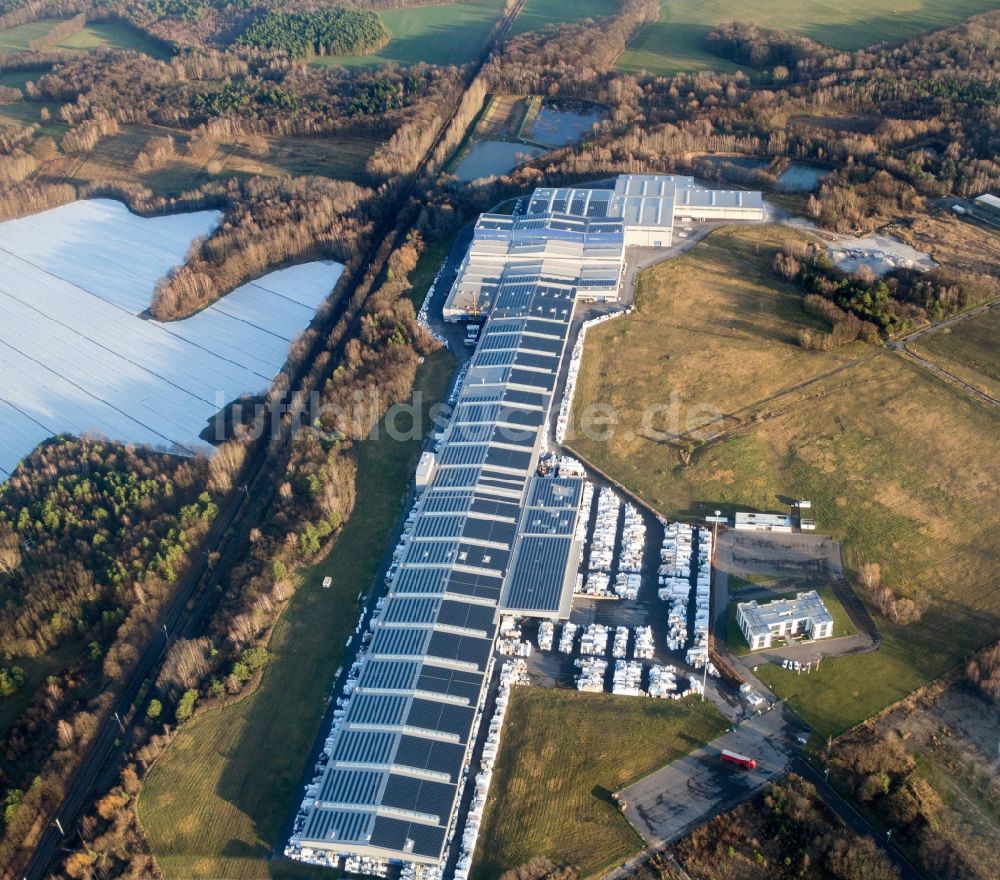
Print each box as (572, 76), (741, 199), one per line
(778, 164), (828, 191)
(453, 140), (545, 182)
(522, 103), (603, 148)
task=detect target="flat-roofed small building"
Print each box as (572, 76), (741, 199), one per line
(734, 511), (794, 532)
(737, 590), (834, 650)
(974, 193), (1000, 226)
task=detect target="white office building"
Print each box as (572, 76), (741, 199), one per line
(737, 590), (834, 650)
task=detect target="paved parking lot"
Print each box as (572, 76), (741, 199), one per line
(714, 529), (844, 580)
(619, 706), (802, 847)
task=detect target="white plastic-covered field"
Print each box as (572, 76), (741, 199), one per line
(0, 199), (343, 478)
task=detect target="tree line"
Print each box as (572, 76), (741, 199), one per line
(0, 438), (216, 879)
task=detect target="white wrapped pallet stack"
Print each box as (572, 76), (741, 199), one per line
(576, 656), (607, 692)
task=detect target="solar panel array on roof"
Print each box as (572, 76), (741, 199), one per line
(297, 262), (578, 864)
(296, 175), (762, 868)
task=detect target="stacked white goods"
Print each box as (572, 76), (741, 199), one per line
(581, 571), (611, 597)
(575, 481), (594, 544)
(575, 572), (585, 594)
(580, 623), (610, 656)
(458, 659), (525, 880)
(537, 621), (555, 651)
(499, 616), (520, 638)
(647, 664), (678, 698)
(612, 660), (644, 696)
(687, 527), (712, 669)
(345, 857), (389, 877)
(657, 520), (696, 651)
(618, 503), (646, 574)
(385, 499), (422, 585)
(401, 864), (443, 880)
(497, 637), (532, 657)
(619, 498), (643, 603)
(555, 455), (587, 478)
(612, 626), (630, 658)
(680, 675), (705, 699)
(558, 622), (578, 653)
(581, 486), (620, 597)
(666, 604), (687, 652)
(613, 572), (641, 600)
(556, 310), (628, 443)
(657, 520), (694, 601)
(576, 657), (607, 692)
(634, 626), (655, 659)
(416, 265), (448, 349)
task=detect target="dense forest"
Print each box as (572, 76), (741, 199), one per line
(0, 439), (215, 874)
(235, 8), (389, 59)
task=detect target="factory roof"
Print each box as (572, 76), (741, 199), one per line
(300, 267), (579, 863)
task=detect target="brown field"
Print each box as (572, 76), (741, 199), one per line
(885, 679), (1000, 875)
(39, 124), (375, 194)
(569, 224), (1000, 736)
(909, 306), (1000, 401)
(887, 212), (1000, 302)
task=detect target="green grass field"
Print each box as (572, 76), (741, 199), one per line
(313, 1), (502, 69)
(471, 689), (727, 879)
(618, 0), (1000, 75)
(0, 19), (169, 58)
(510, 0), (618, 35)
(54, 21), (170, 58)
(909, 308), (1000, 402)
(138, 350), (454, 880)
(0, 18), (60, 53)
(569, 225), (1000, 738)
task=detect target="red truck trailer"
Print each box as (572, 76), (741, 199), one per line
(721, 749), (757, 770)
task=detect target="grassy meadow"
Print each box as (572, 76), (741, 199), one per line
(909, 308), (1000, 401)
(0, 18), (168, 58)
(138, 350), (454, 880)
(510, 0), (619, 35)
(618, 0), (1000, 75)
(55, 21), (170, 57)
(569, 225), (1000, 737)
(313, 1), (502, 69)
(471, 689), (727, 879)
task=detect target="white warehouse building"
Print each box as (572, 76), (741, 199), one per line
(737, 590), (834, 650)
(444, 174), (764, 320)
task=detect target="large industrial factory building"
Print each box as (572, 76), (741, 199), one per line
(290, 176), (763, 871)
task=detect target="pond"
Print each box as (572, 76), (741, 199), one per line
(695, 155), (768, 172)
(452, 140), (545, 182)
(778, 163), (828, 191)
(522, 101), (603, 148)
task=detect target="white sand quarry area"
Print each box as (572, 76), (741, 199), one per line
(0, 199), (342, 478)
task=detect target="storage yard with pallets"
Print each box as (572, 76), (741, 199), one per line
(511, 471), (722, 697)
